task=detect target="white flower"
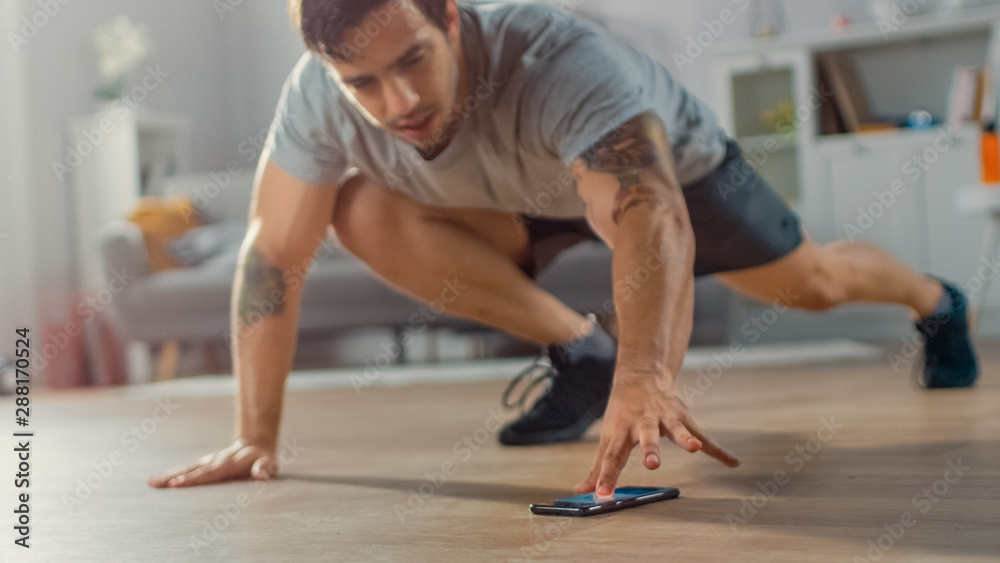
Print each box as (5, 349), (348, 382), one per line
(94, 15), (151, 82)
(99, 57), (122, 82)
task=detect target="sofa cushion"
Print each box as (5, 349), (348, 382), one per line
(161, 170), (255, 225)
(166, 220), (247, 267)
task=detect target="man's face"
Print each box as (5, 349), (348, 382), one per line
(326, 0), (463, 152)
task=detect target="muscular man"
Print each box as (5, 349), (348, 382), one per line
(149, 0), (978, 497)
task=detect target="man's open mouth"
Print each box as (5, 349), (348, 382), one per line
(397, 111), (436, 139)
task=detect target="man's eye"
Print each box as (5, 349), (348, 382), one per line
(349, 79), (374, 90)
(401, 54), (423, 68)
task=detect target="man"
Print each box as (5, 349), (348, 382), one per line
(149, 0), (978, 497)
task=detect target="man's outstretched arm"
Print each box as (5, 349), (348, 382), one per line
(148, 156), (339, 488)
(569, 111), (740, 497)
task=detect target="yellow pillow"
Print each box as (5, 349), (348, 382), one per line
(127, 195), (201, 271)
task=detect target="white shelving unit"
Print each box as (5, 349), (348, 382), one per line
(69, 109), (191, 290)
(710, 6), (1000, 338)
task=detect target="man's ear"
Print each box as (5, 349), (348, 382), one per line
(445, 0), (461, 41)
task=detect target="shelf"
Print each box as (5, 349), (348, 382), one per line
(957, 183), (1000, 214)
(813, 122), (979, 150)
(737, 134), (798, 151)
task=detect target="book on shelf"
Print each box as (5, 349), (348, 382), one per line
(816, 52), (896, 134)
(978, 67), (996, 124)
(949, 65), (996, 126)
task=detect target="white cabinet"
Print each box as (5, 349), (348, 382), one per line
(823, 134), (929, 273)
(816, 125), (997, 305)
(921, 132), (1000, 308)
(711, 48), (814, 211)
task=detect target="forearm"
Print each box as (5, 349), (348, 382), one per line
(571, 111), (697, 388)
(571, 112), (742, 485)
(612, 205), (695, 387)
(231, 288), (301, 450)
(230, 223), (305, 450)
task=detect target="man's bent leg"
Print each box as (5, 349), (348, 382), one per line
(330, 174), (593, 346)
(331, 174), (620, 443)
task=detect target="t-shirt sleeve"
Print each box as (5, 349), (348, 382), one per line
(263, 52), (350, 185)
(521, 29), (657, 168)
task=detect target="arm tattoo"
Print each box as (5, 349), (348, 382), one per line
(580, 113), (677, 225)
(580, 117), (658, 173)
(613, 184), (660, 225)
(237, 248), (286, 328)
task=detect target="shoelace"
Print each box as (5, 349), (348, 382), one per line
(501, 352), (557, 412)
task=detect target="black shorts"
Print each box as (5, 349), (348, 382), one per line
(520, 138), (804, 278)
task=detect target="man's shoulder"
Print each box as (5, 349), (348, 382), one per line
(275, 51), (350, 128)
(285, 51), (336, 94)
(465, 1), (565, 25)
(515, 14), (645, 95)
(466, 1), (584, 55)
(467, 2), (619, 90)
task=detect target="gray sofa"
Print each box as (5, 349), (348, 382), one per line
(99, 171), (730, 379)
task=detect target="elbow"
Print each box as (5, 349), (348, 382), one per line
(664, 207), (696, 271)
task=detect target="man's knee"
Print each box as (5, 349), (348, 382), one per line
(331, 176), (417, 263)
(796, 246), (850, 311)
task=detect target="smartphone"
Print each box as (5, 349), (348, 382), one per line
(529, 487), (679, 517)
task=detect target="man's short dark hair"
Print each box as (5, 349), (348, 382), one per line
(288, 0), (449, 61)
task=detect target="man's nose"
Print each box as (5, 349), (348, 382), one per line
(384, 77), (420, 118)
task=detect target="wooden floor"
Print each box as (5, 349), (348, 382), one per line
(14, 339), (1000, 562)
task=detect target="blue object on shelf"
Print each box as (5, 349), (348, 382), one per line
(907, 110), (934, 130)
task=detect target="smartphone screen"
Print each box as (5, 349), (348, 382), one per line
(530, 487), (679, 517)
(554, 487), (675, 507)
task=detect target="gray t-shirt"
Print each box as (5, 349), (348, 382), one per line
(264, 1), (728, 219)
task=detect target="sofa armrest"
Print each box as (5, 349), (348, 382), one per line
(98, 220), (151, 281)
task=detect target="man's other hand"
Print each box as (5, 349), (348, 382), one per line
(147, 438), (278, 488)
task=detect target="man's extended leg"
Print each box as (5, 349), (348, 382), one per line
(331, 174), (619, 443)
(713, 231), (943, 318)
(713, 228), (978, 387)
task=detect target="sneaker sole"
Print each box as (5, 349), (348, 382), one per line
(498, 402), (606, 446)
(924, 367), (978, 388)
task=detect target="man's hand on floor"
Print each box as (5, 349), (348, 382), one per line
(147, 438), (279, 488)
(573, 373), (741, 497)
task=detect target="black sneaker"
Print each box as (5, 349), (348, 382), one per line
(498, 314), (617, 446)
(916, 278), (978, 388)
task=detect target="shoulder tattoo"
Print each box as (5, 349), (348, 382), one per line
(580, 114), (677, 225)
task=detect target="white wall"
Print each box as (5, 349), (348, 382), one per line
(590, 0), (875, 104)
(0, 1), (37, 355)
(220, 1), (306, 156)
